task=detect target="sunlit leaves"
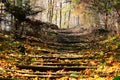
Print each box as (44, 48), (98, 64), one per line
(0, 2), (4, 6)
(37, 47), (41, 51)
(91, 0), (120, 14)
(57, 76), (69, 80)
(113, 0), (120, 5)
(108, 36), (117, 41)
(115, 54), (120, 59)
(0, 44), (2, 47)
(33, 77), (39, 80)
(4, 35), (9, 39)
(73, 0), (78, 3)
(70, 72), (79, 78)
(31, 58), (36, 62)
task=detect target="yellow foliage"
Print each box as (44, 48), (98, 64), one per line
(33, 77), (39, 80)
(0, 44), (2, 47)
(73, 2), (99, 27)
(0, 2), (4, 6)
(4, 35), (9, 38)
(37, 47), (41, 51)
(57, 76), (69, 80)
(106, 56), (114, 64)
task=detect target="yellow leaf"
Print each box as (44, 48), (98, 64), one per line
(103, 66), (114, 73)
(13, 65), (17, 69)
(107, 56), (113, 64)
(88, 77), (93, 80)
(33, 77), (39, 80)
(94, 74), (99, 78)
(0, 2), (4, 6)
(95, 78), (105, 80)
(4, 35), (9, 38)
(113, 61), (119, 68)
(69, 78), (77, 80)
(58, 76), (69, 80)
(0, 44), (2, 46)
(16, 41), (20, 44)
(94, 75), (105, 80)
(111, 45), (118, 50)
(37, 47), (41, 50)
(90, 60), (96, 65)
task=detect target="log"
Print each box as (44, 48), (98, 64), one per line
(20, 74), (62, 78)
(29, 59), (99, 64)
(29, 55), (94, 59)
(17, 65), (97, 71)
(48, 45), (87, 51)
(30, 63), (88, 66)
(15, 73), (108, 79)
(16, 71), (81, 75)
(2, 70), (109, 78)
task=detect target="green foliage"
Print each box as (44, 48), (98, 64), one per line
(113, 76), (120, 80)
(70, 72), (79, 78)
(91, 0), (120, 14)
(11, 41), (21, 50)
(17, 0), (22, 6)
(73, 0), (78, 3)
(108, 36), (117, 41)
(0, 35), (11, 51)
(0, 34), (24, 53)
(116, 42), (120, 47)
(0, 2), (4, 6)
(31, 58), (36, 62)
(3, 0), (32, 22)
(113, 0), (120, 5)
(101, 59), (105, 63)
(115, 54), (120, 60)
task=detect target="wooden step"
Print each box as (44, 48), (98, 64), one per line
(48, 45), (88, 51)
(29, 55), (94, 59)
(16, 71), (81, 75)
(17, 65), (97, 71)
(30, 63), (88, 66)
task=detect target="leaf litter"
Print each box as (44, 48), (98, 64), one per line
(0, 35), (120, 80)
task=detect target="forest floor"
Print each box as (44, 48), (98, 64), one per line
(0, 34), (120, 80)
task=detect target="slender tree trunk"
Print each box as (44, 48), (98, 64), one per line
(59, 1), (62, 28)
(64, 12), (66, 26)
(49, 0), (52, 23)
(51, 0), (54, 22)
(104, 12), (108, 29)
(48, 0), (53, 23)
(116, 10), (120, 34)
(55, 10), (58, 25)
(0, 4), (2, 31)
(67, 9), (71, 28)
(66, 1), (71, 28)
(104, 1), (108, 29)
(77, 16), (79, 25)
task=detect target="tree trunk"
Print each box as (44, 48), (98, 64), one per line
(67, 9), (71, 28)
(55, 10), (58, 25)
(48, 0), (53, 23)
(59, 2), (62, 28)
(64, 12), (66, 26)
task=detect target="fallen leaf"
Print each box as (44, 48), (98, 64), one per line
(33, 77), (39, 80)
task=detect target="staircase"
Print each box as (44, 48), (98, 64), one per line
(43, 28), (95, 51)
(16, 51), (97, 79)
